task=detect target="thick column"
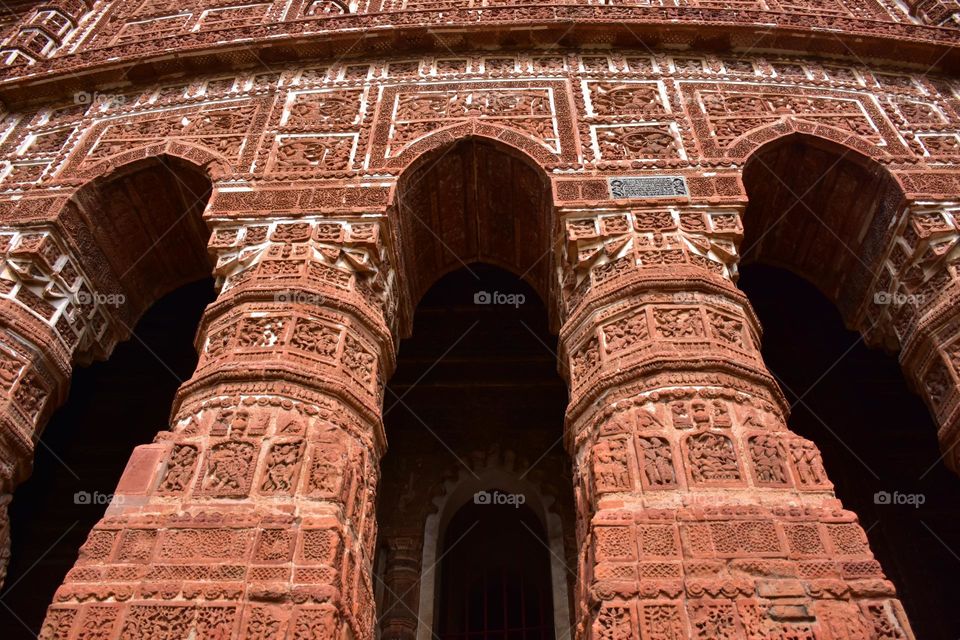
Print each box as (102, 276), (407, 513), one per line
(42, 215), (398, 639)
(0, 224), (123, 586)
(865, 201), (960, 473)
(378, 535), (420, 640)
(558, 205), (914, 639)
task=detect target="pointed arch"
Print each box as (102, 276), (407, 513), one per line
(386, 118), (562, 175)
(728, 117), (896, 168)
(73, 138), (236, 182)
(740, 130), (906, 327)
(416, 449), (572, 640)
(391, 133), (558, 323)
(59, 153), (214, 356)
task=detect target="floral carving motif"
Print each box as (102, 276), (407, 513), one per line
(596, 125), (679, 160)
(590, 82), (666, 117)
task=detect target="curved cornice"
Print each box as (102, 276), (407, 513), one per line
(1, 6), (959, 108)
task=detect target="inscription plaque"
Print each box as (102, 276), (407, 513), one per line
(609, 176), (688, 199)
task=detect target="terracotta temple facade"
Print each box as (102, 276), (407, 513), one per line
(0, 1), (957, 638)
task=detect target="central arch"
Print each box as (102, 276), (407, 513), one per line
(376, 262), (573, 640)
(392, 135), (557, 315)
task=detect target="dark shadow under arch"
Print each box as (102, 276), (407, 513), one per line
(741, 132), (905, 326)
(740, 264), (960, 640)
(377, 264), (574, 639)
(0, 279), (215, 637)
(438, 498), (556, 640)
(740, 134), (960, 638)
(393, 136), (556, 318)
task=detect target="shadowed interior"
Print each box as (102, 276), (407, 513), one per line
(742, 134), (904, 323)
(394, 138), (555, 311)
(740, 264), (960, 640)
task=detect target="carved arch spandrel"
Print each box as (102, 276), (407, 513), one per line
(370, 79), (579, 173)
(680, 81), (912, 162)
(73, 138), (237, 183)
(727, 117), (896, 165)
(383, 118), (566, 173)
(53, 98), (260, 184)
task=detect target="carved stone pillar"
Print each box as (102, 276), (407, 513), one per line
(41, 215), (399, 639)
(558, 205), (914, 639)
(864, 202), (960, 473)
(0, 223), (124, 586)
(378, 535), (420, 640)
(0, 314), (67, 588)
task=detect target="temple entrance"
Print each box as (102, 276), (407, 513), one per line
(0, 279), (214, 635)
(376, 264), (574, 640)
(437, 497), (555, 640)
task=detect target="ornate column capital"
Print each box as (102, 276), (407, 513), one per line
(0, 223), (126, 363)
(556, 204), (787, 438)
(0, 0), (97, 66)
(172, 215), (400, 444)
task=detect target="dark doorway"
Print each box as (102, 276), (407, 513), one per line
(740, 264), (960, 640)
(438, 497), (555, 640)
(377, 264), (573, 638)
(0, 278), (214, 638)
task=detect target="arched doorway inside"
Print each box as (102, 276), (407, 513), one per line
(740, 133), (960, 639)
(377, 265), (574, 640)
(437, 498), (555, 640)
(378, 136), (572, 639)
(68, 155), (213, 324)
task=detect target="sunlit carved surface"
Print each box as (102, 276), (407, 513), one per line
(0, 1), (953, 639)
